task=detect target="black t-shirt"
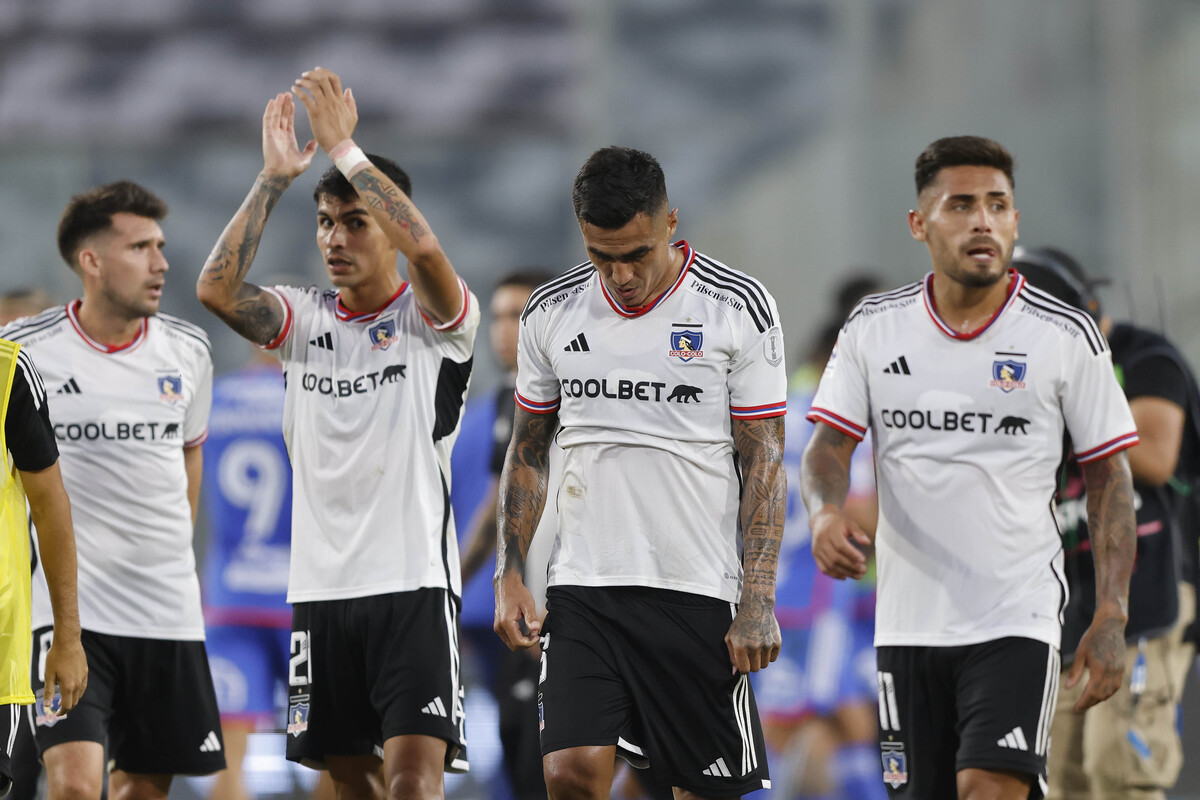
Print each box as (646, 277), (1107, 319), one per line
(1058, 323), (1200, 655)
(8, 348), (58, 472)
(489, 378), (517, 477)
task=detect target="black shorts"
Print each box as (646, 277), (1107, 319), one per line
(539, 586), (770, 796)
(0, 703), (20, 788)
(286, 588), (468, 773)
(876, 637), (1060, 799)
(29, 627), (225, 776)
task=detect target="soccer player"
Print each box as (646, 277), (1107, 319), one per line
(196, 68), (478, 800)
(3, 181), (221, 800)
(457, 269), (553, 800)
(495, 146), (787, 799)
(801, 136), (1139, 800)
(1015, 247), (1200, 800)
(0, 339), (87, 799)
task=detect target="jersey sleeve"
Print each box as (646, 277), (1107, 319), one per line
(806, 324), (870, 441)
(7, 347), (59, 472)
(260, 285), (302, 357)
(1062, 341), (1138, 463)
(427, 281), (480, 363)
(514, 312), (560, 415)
(184, 345), (214, 447)
(728, 314), (787, 420)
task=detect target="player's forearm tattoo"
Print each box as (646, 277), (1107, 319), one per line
(799, 423), (856, 516)
(349, 169), (428, 242)
(197, 174), (289, 346)
(496, 408), (557, 579)
(1082, 451), (1136, 623)
(734, 416), (786, 604)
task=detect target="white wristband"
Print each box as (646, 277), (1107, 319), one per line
(330, 140), (370, 177)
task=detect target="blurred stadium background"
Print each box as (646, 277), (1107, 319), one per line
(2, 0), (1199, 797)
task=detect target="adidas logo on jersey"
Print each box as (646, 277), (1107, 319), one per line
(883, 356), (911, 375)
(199, 730), (222, 753)
(996, 726), (1029, 751)
(309, 332), (334, 350)
(421, 697), (448, 717)
(702, 757), (732, 778)
(564, 333), (590, 352)
(56, 377), (82, 394)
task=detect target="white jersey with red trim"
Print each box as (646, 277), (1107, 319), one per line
(2, 302), (213, 640)
(515, 242), (787, 603)
(807, 271), (1137, 648)
(265, 280), (479, 603)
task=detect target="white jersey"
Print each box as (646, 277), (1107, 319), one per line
(265, 279), (479, 603)
(2, 302), (213, 640)
(516, 241), (787, 603)
(808, 271), (1138, 649)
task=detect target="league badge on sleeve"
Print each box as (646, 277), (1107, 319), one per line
(368, 318), (399, 351)
(881, 741), (908, 788)
(668, 329), (704, 362)
(157, 372), (184, 403)
(989, 358), (1027, 393)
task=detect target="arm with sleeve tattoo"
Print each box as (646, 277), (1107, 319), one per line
(494, 407), (557, 650)
(197, 92), (314, 345)
(801, 422), (870, 579)
(726, 416), (785, 673)
(1068, 451), (1136, 711)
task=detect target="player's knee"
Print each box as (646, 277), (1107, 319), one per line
(47, 771), (103, 800)
(543, 753), (607, 800)
(957, 767), (1031, 800)
(386, 763), (443, 800)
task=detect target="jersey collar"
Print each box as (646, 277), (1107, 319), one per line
(922, 268), (1023, 341)
(335, 283), (407, 323)
(67, 299), (148, 353)
(598, 240), (695, 319)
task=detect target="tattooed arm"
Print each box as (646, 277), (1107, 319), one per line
(293, 68), (462, 323)
(726, 415), (786, 673)
(494, 407), (558, 651)
(1069, 451), (1136, 711)
(197, 92), (315, 345)
(801, 422), (871, 579)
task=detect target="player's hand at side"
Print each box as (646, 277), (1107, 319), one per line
(262, 92), (317, 180)
(292, 67), (358, 154)
(43, 633), (87, 715)
(810, 505), (870, 580)
(726, 597), (782, 673)
(494, 571), (541, 651)
(1067, 610), (1126, 711)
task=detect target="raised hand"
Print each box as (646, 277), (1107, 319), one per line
(292, 67), (359, 154)
(262, 92), (317, 179)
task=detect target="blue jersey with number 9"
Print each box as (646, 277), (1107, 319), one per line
(202, 363), (293, 623)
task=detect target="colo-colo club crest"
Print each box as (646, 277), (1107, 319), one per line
(668, 329), (703, 362)
(369, 318), (399, 351)
(990, 359), (1026, 393)
(157, 373), (183, 404)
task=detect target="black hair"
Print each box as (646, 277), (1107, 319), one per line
(57, 181), (168, 269)
(313, 154), (412, 203)
(496, 268), (555, 293)
(914, 136), (1015, 196)
(571, 146), (668, 229)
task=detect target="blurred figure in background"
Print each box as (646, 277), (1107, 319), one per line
(0, 289), (54, 326)
(455, 269), (554, 800)
(1016, 247), (1200, 800)
(754, 277), (885, 800)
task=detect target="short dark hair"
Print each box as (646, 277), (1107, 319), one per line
(496, 268), (554, 294)
(313, 154), (412, 203)
(914, 136), (1015, 196)
(571, 146), (668, 229)
(57, 181), (168, 269)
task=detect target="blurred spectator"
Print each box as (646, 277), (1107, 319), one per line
(1016, 247), (1200, 800)
(0, 288), (54, 326)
